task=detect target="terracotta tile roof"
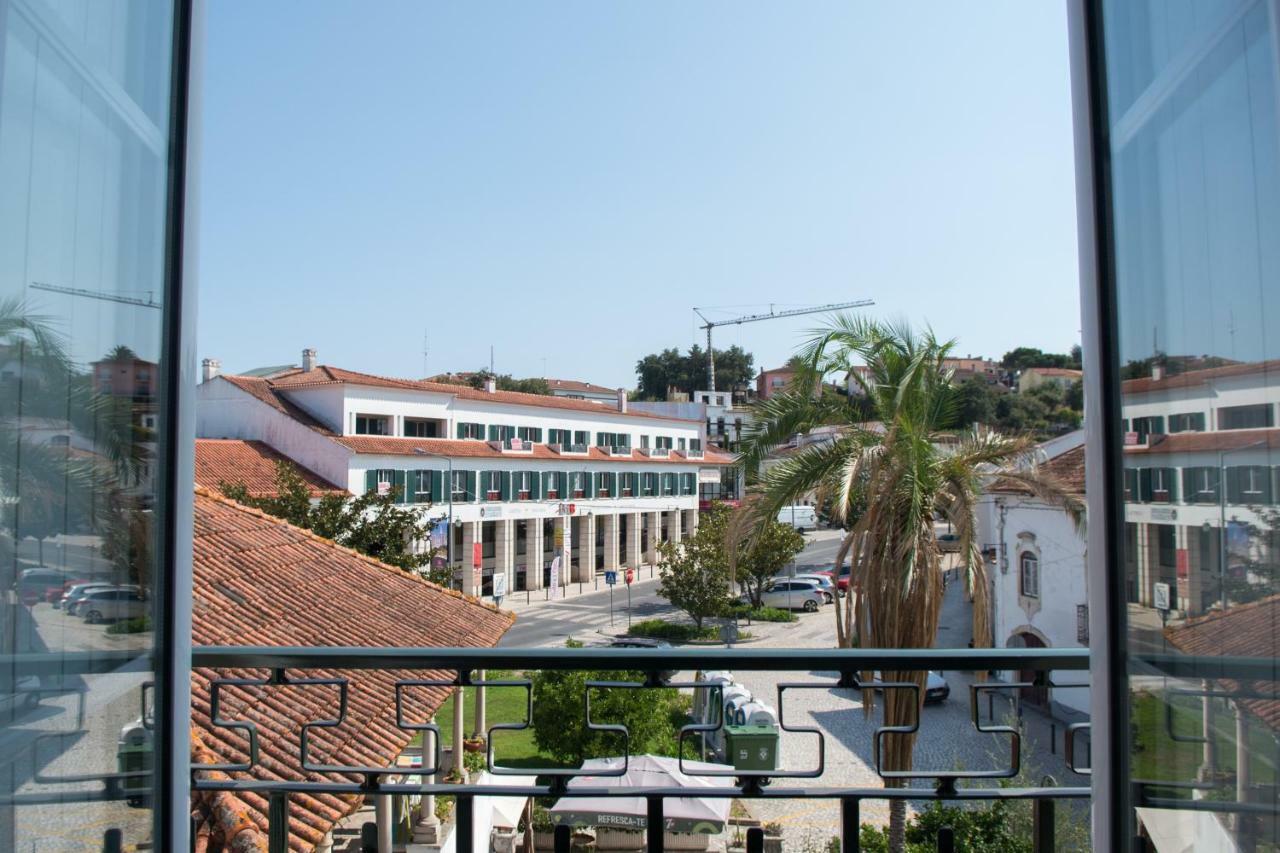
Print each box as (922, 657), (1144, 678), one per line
(1121, 358), (1280, 394)
(221, 376), (336, 435)
(195, 439), (345, 497)
(1164, 594), (1280, 732)
(190, 488), (513, 851)
(987, 445), (1086, 496)
(331, 435), (737, 465)
(1123, 428), (1280, 456)
(547, 378), (617, 396)
(261, 365), (699, 423)
(1023, 367), (1082, 378)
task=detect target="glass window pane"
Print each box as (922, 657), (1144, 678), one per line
(1101, 1), (1280, 846)
(0, 0), (180, 847)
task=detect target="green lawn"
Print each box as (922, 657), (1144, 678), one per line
(1131, 691), (1277, 797)
(416, 672), (572, 770)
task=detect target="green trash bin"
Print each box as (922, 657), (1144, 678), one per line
(724, 724), (778, 771)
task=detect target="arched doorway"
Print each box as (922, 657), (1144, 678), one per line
(1011, 631), (1049, 709)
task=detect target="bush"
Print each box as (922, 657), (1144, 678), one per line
(728, 604), (796, 623)
(105, 615), (152, 634)
(858, 801), (1032, 852)
(627, 619), (718, 643)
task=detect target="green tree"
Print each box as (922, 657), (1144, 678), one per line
(954, 376), (996, 428)
(633, 344), (755, 399)
(655, 509), (737, 629)
(1000, 346), (1077, 370)
(734, 513), (805, 608)
(530, 640), (689, 763)
(732, 315), (1082, 852)
(464, 369), (550, 396)
(219, 464), (449, 585)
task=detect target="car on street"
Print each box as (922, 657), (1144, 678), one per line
(63, 583), (123, 615)
(601, 637), (676, 680)
(747, 579), (825, 612)
(871, 670), (951, 704)
(79, 588), (148, 624)
(812, 563), (853, 593)
(775, 573), (835, 603)
(15, 567), (67, 604)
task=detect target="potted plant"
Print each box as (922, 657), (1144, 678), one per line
(531, 802), (557, 851)
(762, 821), (784, 853)
(463, 732), (487, 753)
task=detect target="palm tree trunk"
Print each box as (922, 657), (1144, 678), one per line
(887, 798), (906, 852)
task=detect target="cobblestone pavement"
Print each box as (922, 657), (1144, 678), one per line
(723, 573), (1089, 850)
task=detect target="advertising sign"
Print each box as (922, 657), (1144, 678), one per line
(377, 479), (391, 496)
(1175, 548), (1189, 579)
(472, 541), (482, 568)
(1153, 582), (1171, 612)
(550, 556), (561, 594)
(510, 437), (524, 451)
(492, 573), (507, 601)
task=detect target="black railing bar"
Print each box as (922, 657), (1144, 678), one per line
(10, 650), (154, 677)
(1133, 653), (1279, 681)
(192, 645), (1090, 671)
(190, 780), (1089, 800)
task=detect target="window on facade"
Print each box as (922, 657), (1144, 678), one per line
(572, 472), (586, 498)
(655, 436), (673, 450)
(1150, 467), (1175, 503)
(574, 430), (589, 446)
(355, 414), (390, 435)
(404, 418), (436, 438)
(1019, 552), (1039, 598)
(621, 472), (634, 496)
(517, 426), (543, 443)
(544, 471), (561, 499)
(1219, 404), (1274, 431)
(1183, 467), (1219, 503)
(514, 470), (532, 499)
(1130, 415), (1164, 441)
(488, 424), (517, 442)
(640, 434), (650, 449)
(451, 471), (468, 501)
(1227, 465), (1273, 505)
(457, 421), (485, 440)
(678, 437), (686, 451)
(1167, 412), (1206, 433)
(690, 438), (702, 451)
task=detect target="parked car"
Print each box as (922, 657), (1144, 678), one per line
(15, 568), (67, 604)
(605, 637), (677, 680)
(872, 671), (951, 704)
(62, 583), (121, 615)
(748, 579), (825, 612)
(812, 564), (853, 593)
(775, 573), (835, 603)
(776, 505), (819, 532)
(79, 588), (148, 624)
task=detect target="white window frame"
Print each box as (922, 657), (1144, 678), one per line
(1019, 552), (1040, 598)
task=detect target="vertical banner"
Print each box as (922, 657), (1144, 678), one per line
(430, 519), (449, 570)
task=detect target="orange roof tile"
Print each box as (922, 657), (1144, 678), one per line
(332, 435), (737, 465)
(987, 445), (1086, 496)
(1164, 594), (1280, 732)
(1123, 428), (1280, 456)
(1121, 359), (1280, 394)
(190, 488), (513, 851)
(261, 365), (699, 423)
(221, 376), (336, 435)
(195, 439), (345, 497)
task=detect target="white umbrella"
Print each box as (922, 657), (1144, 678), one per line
(549, 755), (732, 834)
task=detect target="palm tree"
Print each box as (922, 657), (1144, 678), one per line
(731, 315), (1082, 851)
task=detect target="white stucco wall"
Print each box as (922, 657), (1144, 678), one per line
(985, 492), (1091, 718)
(195, 377), (352, 488)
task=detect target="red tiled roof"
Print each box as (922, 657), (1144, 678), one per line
(1123, 428), (1280, 456)
(987, 445), (1087, 496)
(262, 366), (698, 423)
(221, 376), (336, 435)
(195, 439), (345, 497)
(1121, 359), (1280, 395)
(1164, 594), (1280, 732)
(547, 378), (617, 396)
(1024, 367), (1081, 378)
(332, 435), (738, 465)
(190, 488), (513, 851)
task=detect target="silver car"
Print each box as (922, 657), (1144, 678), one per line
(79, 588), (149, 624)
(752, 579), (826, 612)
(776, 573), (836, 603)
(60, 582), (115, 613)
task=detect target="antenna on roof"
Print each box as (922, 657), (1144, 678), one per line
(422, 329), (429, 378)
(490, 345), (495, 374)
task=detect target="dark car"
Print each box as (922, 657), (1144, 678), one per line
(606, 637), (676, 681)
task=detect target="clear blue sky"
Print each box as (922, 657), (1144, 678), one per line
(197, 2), (1081, 387)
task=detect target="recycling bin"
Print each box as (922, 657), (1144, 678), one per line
(723, 724), (778, 771)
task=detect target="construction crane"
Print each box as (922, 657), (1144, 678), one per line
(30, 281), (161, 309)
(693, 299), (874, 391)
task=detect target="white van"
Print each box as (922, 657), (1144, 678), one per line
(777, 505), (818, 531)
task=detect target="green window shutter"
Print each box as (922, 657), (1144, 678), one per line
(392, 470), (407, 503)
(1165, 469), (1178, 503)
(365, 470), (377, 494)
(457, 423), (465, 439)
(584, 472), (593, 496)
(465, 471), (477, 502)
(406, 470), (419, 502)
(431, 470), (443, 501)
(501, 471), (512, 501)
(487, 425), (498, 441)
(610, 472), (619, 498)
(531, 471), (542, 499)
(1138, 469), (1152, 502)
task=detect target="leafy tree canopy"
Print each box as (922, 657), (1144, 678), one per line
(655, 505), (738, 629)
(220, 461), (448, 585)
(634, 344), (754, 400)
(999, 345), (1081, 371)
(462, 369), (550, 396)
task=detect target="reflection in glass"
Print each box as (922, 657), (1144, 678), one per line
(0, 0), (177, 848)
(1102, 0), (1280, 847)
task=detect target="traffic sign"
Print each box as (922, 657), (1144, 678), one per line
(605, 570), (617, 586)
(625, 567), (635, 585)
(1154, 582), (1170, 612)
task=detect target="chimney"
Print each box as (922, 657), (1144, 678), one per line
(616, 388), (628, 413)
(484, 377), (497, 393)
(201, 358), (221, 382)
(1152, 363), (1164, 382)
(302, 348), (317, 372)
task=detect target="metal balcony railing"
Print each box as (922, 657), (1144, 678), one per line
(187, 646), (1092, 853)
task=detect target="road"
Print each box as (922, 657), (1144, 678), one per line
(498, 529), (847, 648)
